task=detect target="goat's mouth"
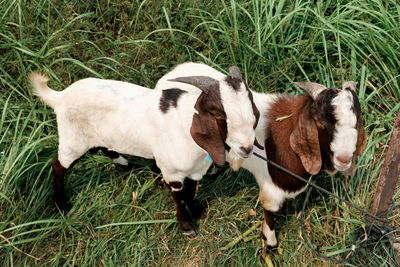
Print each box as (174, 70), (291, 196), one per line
(333, 157), (352, 172)
(232, 147), (253, 158)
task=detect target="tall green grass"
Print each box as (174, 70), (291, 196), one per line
(1, 0), (399, 266)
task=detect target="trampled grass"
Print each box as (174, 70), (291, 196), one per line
(0, 0), (399, 266)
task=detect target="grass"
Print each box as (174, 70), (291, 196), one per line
(0, 0), (399, 266)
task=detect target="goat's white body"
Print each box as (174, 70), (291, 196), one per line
(32, 76), (212, 184)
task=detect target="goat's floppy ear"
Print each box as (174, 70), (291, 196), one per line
(292, 82), (327, 100)
(190, 93), (226, 165)
(168, 76), (218, 94)
(342, 81), (358, 91)
(290, 107), (322, 175)
(355, 117), (367, 157)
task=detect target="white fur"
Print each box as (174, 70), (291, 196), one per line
(331, 90), (358, 170)
(29, 71), (255, 187)
(263, 224), (277, 247)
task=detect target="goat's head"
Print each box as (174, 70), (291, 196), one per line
(169, 67), (259, 165)
(290, 82), (367, 176)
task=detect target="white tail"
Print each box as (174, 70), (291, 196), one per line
(28, 72), (59, 109)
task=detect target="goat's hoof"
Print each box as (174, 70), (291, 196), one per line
(56, 201), (72, 213)
(155, 178), (168, 190)
(261, 232), (278, 251)
(266, 244), (278, 251)
(180, 220), (197, 237)
(182, 228), (198, 237)
(116, 162), (134, 171)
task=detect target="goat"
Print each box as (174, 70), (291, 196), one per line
(156, 63), (367, 247)
(29, 67), (260, 236)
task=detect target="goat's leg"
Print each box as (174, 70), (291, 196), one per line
(262, 209), (279, 249)
(183, 178), (206, 219)
(52, 159), (71, 212)
(259, 190), (280, 248)
(169, 181), (197, 237)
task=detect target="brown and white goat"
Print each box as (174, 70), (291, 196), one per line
(234, 81), (367, 247)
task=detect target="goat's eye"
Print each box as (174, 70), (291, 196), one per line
(210, 111), (224, 119)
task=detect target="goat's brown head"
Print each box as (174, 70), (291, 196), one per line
(290, 82), (367, 176)
(169, 67), (260, 166)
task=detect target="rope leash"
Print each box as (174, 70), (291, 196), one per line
(252, 152), (400, 264)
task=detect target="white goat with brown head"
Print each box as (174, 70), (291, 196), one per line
(29, 66), (259, 236)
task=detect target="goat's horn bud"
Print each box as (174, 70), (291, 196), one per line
(342, 81), (358, 91)
(168, 76), (218, 94)
(292, 82), (327, 100)
(229, 66), (243, 80)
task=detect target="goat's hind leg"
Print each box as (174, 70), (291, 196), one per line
(53, 144), (88, 212)
(52, 158), (70, 211)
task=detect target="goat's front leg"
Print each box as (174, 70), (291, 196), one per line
(52, 159), (71, 212)
(183, 178), (206, 220)
(259, 190), (280, 248)
(169, 181), (197, 237)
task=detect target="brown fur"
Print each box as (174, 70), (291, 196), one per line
(190, 86), (227, 165)
(265, 95), (310, 192)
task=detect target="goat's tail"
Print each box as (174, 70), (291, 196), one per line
(28, 72), (60, 109)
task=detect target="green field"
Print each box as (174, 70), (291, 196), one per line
(1, 0), (399, 266)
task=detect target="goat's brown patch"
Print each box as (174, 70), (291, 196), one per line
(190, 86), (227, 165)
(159, 88), (187, 113)
(265, 96), (310, 192)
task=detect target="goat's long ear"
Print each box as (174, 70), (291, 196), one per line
(355, 116), (367, 157)
(190, 93), (226, 165)
(292, 82), (327, 100)
(342, 81), (358, 91)
(290, 108), (322, 175)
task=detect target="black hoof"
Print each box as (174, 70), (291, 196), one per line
(266, 245), (278, 251)
(116, 163), (134, 171)
(179, 220), (197, 237)
(155, 177), (168, 190)
(182, 228), (198, 237)
(56, 200), (72, 213)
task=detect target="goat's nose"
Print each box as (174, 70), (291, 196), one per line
(336, 155), (352, 166)
(240, 145), (253, 156)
